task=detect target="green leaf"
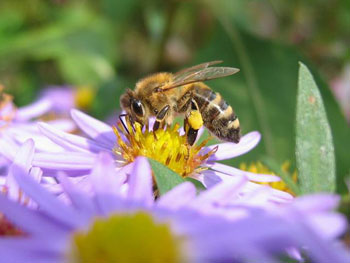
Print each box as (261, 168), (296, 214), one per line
(296, 63), (336, 193)
(148, 158), (185, 196)
(0, 7), (117, 86)
(261, 157), (301, 195)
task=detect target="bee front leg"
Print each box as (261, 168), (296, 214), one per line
(153, 105), (170, 132)
(186, 99), (203, 146)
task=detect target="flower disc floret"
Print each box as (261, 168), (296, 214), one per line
(113, 120), (217, 176)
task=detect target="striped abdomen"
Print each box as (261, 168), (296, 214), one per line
(192, 84), (240, 143)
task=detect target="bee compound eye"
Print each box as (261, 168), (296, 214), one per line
(131, 100), (144, 117)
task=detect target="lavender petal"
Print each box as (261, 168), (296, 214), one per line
(127, 157), (153, 206)
(0, 135), (19, 161)
(90, 153), (124, 215)
(0, 237), (63, 263)
(206, 161), (280, 182)
(157, 182), (196, 210)
(33, 152), (96, 170)
(6, 139), (35, 201)
(38, 122), (110, 153)
(190, 175), (248, 209)
(57, 174), (96, 217)
(0, 194), (64, 236)
(204, 131), (261, 161)
(15, 99), (52, 121)
(71, 109), (115, 148)
(12, 165), (84, 228)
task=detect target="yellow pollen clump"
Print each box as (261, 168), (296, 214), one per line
(188, 110), (203, 130)
(240, 161), (298, 195)
(113, 119), (217, 177)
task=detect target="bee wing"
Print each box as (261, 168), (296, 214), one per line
(173, 60), (223, 78)
(161, 66), (240, 91)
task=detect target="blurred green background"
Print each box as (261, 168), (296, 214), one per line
(0, 0), (349, 193)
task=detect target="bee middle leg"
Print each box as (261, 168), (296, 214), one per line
(153, 105), (170, 132)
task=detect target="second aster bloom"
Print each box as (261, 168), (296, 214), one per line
(36, 109), (292, 203)
(0, 154), (348, 263)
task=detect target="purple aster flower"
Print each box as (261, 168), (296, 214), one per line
(35, 109), (293, 204)
(0, 153), (348, 263)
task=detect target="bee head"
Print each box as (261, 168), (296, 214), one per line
(120, 89), (146, 124)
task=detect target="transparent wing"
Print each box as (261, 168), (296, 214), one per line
(173, 60), (223, 80)
(161, 65), (240, 91)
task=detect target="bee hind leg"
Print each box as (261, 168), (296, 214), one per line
(186, 99), (203, 146)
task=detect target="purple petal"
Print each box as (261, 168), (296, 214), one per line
(205, 162), (280, 182)
(10, 139), (35, 170)
(91, 153), (124, 194)
(0, 237), (64, 263)
(12, 165), (84, 228)
(7, 128), (65, 153)
(306, 213), (347, 240)
(38, 122), (111, 153)
(26, 167), (43, 208)
(289, 220), (350, 263)
(33, 152), (96, 170)
(0, 194), (64, 236)
(89, 153), (124, 214)
(57, 174), (96, 216)
(6, 139), (35, 201)
(71, 109), (115, 147)
(45, 119), (76, 132)
(290, 194), (340, 213)
(191, 176), (248, 208)
(40, 86), (75, 113)
(157, 182), (196, 210)
(15, 99), (52, 121)
(204, 131), (261, 161)
(203, 170), (293, 204)
(202, 170), (222, 188)
(0, 135), (19, 161)
(243, 181), (293, 203)
(127, 157), (153, 206)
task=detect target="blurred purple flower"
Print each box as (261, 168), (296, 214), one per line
(0, 90), (75, 174)
(0, 153), (348, 263)
(331, 64), (350, 122)
(35, 109), (292, 204)
(39, 86), (76, 114)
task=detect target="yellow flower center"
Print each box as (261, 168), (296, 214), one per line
(240, 161), (298, 195)
(113, 119), (216, 177)
(68, 212), (187, 263)
(74, 85), (95, 110)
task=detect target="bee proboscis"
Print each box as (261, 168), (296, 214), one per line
(120, 61), (241, 145)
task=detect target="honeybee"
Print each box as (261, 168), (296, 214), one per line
(120, 61), (241, 145)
